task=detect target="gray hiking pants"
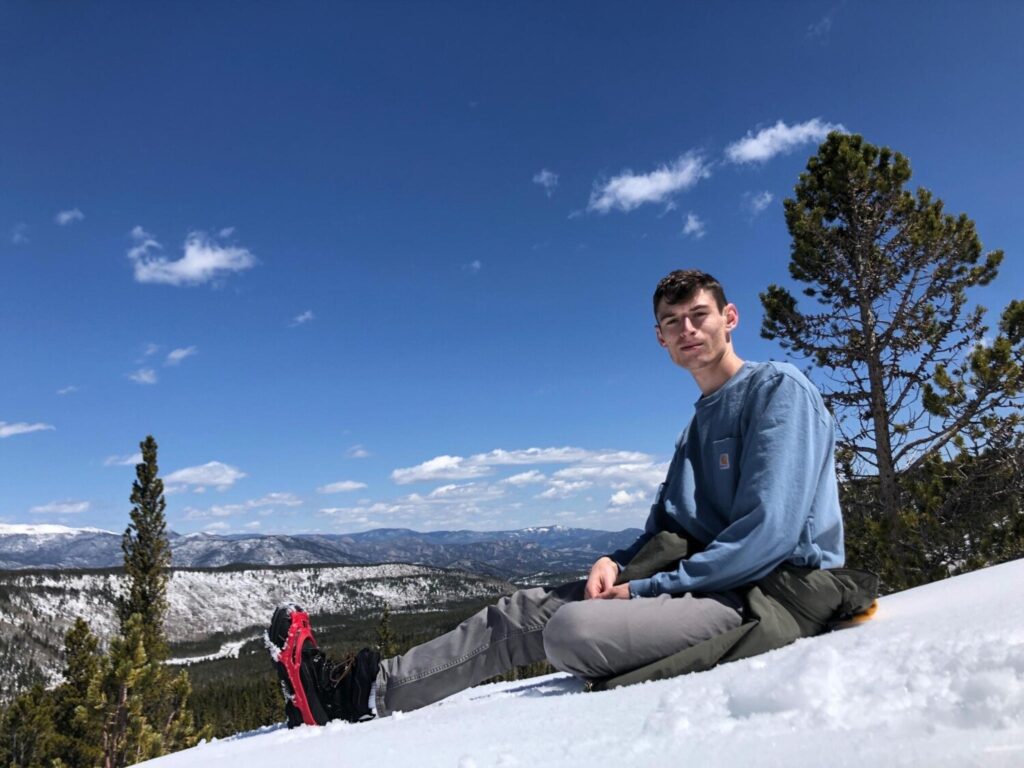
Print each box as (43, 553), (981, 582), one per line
(374, 580), (742, 716)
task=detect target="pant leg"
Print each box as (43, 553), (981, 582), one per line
(375, 580), (585, 716)
(542, 591), (743, 679)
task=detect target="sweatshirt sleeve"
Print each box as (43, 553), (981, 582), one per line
(628, 373), (833, 598)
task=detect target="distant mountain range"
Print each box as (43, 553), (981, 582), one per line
(0, 524), (642, 578)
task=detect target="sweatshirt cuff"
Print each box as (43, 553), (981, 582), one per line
(628, 578), (656, 598)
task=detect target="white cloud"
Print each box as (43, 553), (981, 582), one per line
(609, 489), (649, 508)
(465, 260), (482, 273)
(57, 385), (78, 395)
(11, 223), (29, 245)
(128, 228), (256, 286)
(104, 453), (142, 467)
(129, 368), (158, 385)
(247, 492), (302, 507)
(204, 521), (230, 532)
(165, 346), (197, 366)
(725, 118), (845, 164)
(391, 455), (491, 485)
(587, 152), (711, 214)
(347, 444), (371, 459)
(318, 480), (368, 494)
(502, 470), (547, 486)
(391, 447), (655, 485)
(537, 480), (592, 500)
(553, 461), (667, 491)
(290, 310), (314, 327)
(219, 226), (236, 238)
(807, 14), (833, 40)
(143, 342), (161, 357)
(532, 168), (559, 197)
(744, 190), (775, 216)
(165, 461), (246, 491)
(55, 208), (84, 226)
(30, 500), (90, 515)
(683, 212), (706, 240)
(244, 521), (261, 530)
(0, 421), (55, 438)
(425, 482), (504, 502)
(183, 492), (301, 520)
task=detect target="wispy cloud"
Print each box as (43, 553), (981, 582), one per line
(392, 455), (490, 484)
(502, 470), (546, 486)
(104, 453), (142, 467)
(323, 445), (663, 531)
(165, 461), (246, 492)
(347, 444), (371, 459)
(183, 492), (301, 520)
(532, 168), (559, 197)
(247, 492), (302, 508)
(56, 385), (78, 396)
(725, 118), (845, 164)
(536, 480), (592, 500)
(392, 447), (654, 484)
(128, 227), (256, 286)
(464, 260), (482, 273)
(143, 342), (161, 357)
(129, 368), (158, 385)
(743, 190), (775, 216)
(290, 310), (314, 327)
(0, 421), (55, 438)
(11, 223), (29, 245)
(219, 226), (235, 238)
(609, 489), (649, 508)
(682, 212), (706, 240)
(31, 500), (90, 515)
(318, 480), (368, 494)
(165, 346), (197, 366)
(807, 8), (838, 41)
(55, 208), (85, 226)
(587, 152), (710, 214)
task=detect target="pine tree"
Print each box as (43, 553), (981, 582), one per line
(118, 435), (171, 663)
(87, 613), (162, 768)
(0, 684), (59, 768)
(86, 435), (208, 765)
(761, 132), (1024, 587)
(375, 603), (399, 658)
(52, 618), (103, 768)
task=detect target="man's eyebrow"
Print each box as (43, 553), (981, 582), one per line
(658, 302), (712, 321)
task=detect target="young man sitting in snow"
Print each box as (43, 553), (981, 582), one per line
(267, 269), (869, 727)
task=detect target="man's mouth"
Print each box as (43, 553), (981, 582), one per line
(679, 342), (702, 352)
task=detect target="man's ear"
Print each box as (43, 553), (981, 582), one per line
(725, 303), (739, 331)
(655, 324), (668, 348)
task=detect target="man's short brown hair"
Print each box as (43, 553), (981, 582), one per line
(652, 270), (728, 317)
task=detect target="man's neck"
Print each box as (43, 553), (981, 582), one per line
(692, 352), (745, 396)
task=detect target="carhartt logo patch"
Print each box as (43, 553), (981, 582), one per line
(719, 452), (730, 470)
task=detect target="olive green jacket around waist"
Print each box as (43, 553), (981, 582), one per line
(589, 531), (878, 692)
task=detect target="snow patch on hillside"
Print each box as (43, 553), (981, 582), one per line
(141, 558), (1024, 768)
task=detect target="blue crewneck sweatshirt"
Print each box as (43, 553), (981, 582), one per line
(612, 361), (845, 598)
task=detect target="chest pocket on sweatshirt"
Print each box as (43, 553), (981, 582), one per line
(710, 436), (739, 509)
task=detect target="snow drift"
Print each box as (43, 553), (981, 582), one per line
(140, 558), (1024, 768)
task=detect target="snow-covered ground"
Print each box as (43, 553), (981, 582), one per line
(141, 558), (1024, 768)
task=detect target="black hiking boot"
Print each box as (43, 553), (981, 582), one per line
(266, 603), (380, 727)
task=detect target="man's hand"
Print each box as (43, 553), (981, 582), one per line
(585, 557), (629, 599)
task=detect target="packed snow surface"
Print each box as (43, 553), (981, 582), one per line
(141, 558), (1024, 768)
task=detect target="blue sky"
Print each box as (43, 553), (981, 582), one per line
(2, 2), (1022, 536)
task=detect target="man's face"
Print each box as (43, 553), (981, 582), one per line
(655, 289), (739, 373)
